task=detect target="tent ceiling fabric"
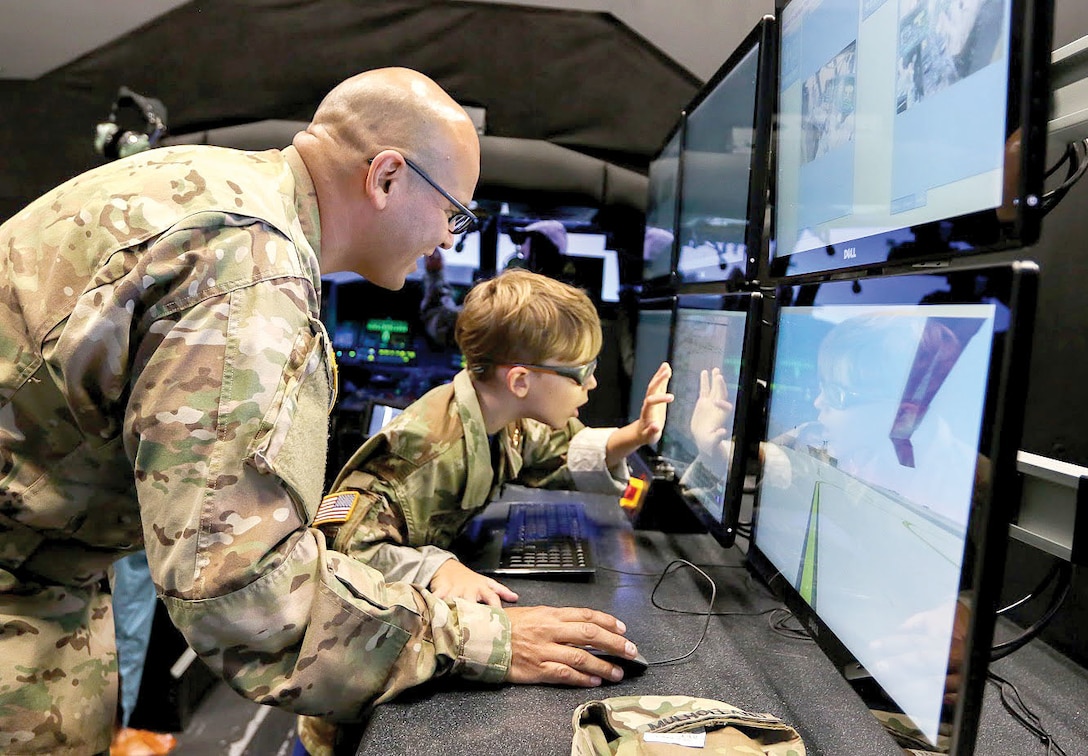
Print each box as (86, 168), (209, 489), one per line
(62, 0), (699, 170)
(165, 121), (649, 211)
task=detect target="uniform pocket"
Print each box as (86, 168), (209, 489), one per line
(246, 315), (337, 521)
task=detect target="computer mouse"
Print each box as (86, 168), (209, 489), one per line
(588, 648), (650, 679)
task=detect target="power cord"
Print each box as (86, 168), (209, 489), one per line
(991, 560), (1073, 662)
(1040, 138), (1088, 216)
(986, 671), (1068, 755)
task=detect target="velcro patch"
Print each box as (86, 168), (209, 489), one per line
(313, 491), (360, 527)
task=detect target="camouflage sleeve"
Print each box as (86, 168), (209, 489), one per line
(328, 473), (457, 587)
(130, 227), (509, 720)
(517, 421), (626, 494)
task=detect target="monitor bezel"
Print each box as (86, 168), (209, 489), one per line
(661, 290), (764, 549)
(766, 0), (1055, 282)
(747, 260), (1039, 756)
(640, 115), (687, 295)
(676, 15), (778, 290)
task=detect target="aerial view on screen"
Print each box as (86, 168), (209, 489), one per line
(775, 0), (1012, 264)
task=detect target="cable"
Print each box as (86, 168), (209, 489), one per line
(645, 559), (716, 666)
(991, 561), (1073, 662)
(767, 607), (813, 642)
(986, 672), (1068, 755)
(997, 560), (1064, 616)
(1041, 138), (1088, 216)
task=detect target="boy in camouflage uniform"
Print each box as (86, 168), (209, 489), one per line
(0, 68), (638, 755)
(299, 269), (673, 754)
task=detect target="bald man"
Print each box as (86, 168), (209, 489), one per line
(0, 68), (635, 756)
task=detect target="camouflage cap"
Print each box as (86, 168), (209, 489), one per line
(571, 695), (806, 756)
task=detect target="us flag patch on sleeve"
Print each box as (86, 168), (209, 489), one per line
(313, 491), (360, 527)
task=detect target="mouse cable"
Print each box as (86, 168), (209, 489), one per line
(596, 562), (746, 579)
(991, 561), (1072, 663)
(986, 671), (1068, 756)
(644, 559), (716, 666)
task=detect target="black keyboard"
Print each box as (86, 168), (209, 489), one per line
(495, 502), (595, 576)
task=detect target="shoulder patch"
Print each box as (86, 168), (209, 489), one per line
(313, 491), (360, 527)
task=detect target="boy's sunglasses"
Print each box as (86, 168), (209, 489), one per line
(473, 359), (598, 387)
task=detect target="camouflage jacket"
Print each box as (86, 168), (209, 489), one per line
(326, 369), (627, 585)
(0, 145), (508, 755)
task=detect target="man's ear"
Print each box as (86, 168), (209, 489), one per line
(364, 150), (406, 211)
(506, 366), (531, 399)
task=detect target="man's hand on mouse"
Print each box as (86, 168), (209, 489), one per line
(503, 606), (639, 686)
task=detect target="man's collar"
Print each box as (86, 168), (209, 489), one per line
(283, 145), (322, 259)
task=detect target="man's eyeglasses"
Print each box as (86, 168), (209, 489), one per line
(401, 156), (479, 234)
(504, 359), (598, 387)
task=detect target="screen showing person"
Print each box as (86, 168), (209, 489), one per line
(750, 263), (1039, 754)
(771, 0), (1052, 278)
(677, 16), (775, 287)
(627, 297), (676, 428)
(657, 292), (762, 546)
(643, 120), (684, 287)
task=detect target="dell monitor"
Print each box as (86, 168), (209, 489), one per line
(770, 0), (1054, 279)
(676, 16), (777, 287)
(748, 261), (1038, 755)
(642, 117), (685, 292)
(656, 292), (763, 547)
(627, 296), (677, 431)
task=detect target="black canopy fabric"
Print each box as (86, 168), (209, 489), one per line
(0, 0), (701, 220)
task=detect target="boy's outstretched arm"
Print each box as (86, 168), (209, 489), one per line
(605, 361), (673, 467)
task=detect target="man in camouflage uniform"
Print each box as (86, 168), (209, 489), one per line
(0, 67), (636, 755)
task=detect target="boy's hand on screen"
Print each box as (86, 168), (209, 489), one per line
(430, 559), (518, 607)
(637, 362), (674, 445)
(504, 606), (636, 686)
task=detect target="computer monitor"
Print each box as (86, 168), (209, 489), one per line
(676, 16), (777, 287)
(367, 401), (406, 436)
(656, 292), (763, 547)
(627, 295), (677, 430)
(496, 229), (618, 302)
(769, 0), (1054, 279)
(642, 117), (685, 291)
(748, 261), (1039, 755)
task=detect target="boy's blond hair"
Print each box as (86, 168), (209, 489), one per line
(456, 269), (602, 380)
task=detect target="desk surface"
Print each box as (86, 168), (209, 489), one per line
(355, 488), (1088, 756)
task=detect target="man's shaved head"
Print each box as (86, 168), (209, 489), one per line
(293, 67), (481, 285)
(308, 67), (477, 170)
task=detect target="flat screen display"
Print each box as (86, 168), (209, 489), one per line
(770, 0), (1053, 279)
(749, 262), (1038, 755)
(497, 231), (619, 303)
(627, 296), (676, 428)
(678, 16), (776, 287)
(643, 120), (684, 289)
(657, 292), (762, 547)
(367, 403), (405, 436)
